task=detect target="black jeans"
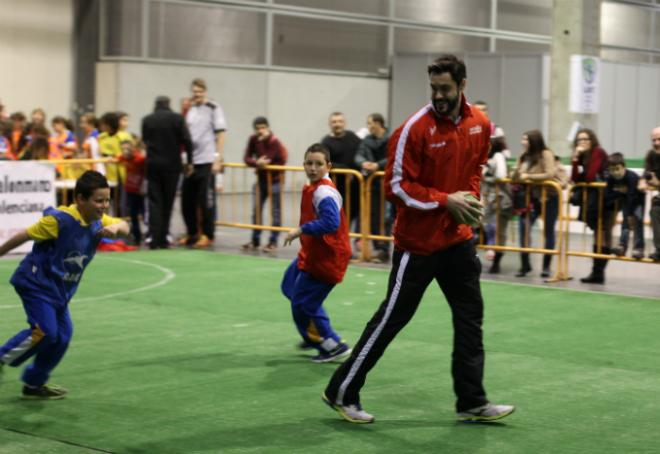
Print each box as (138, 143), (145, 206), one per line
(251, 181), (281, 246)
(147, 170), (180, 247)
(325, 241), (488, 412)
(126, 192), (145, 244)
(181, 164), (215, 240)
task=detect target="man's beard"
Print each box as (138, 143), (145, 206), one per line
(433, 95), (459, 115)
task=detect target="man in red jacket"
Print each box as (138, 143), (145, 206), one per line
(322, 55), (514, 424)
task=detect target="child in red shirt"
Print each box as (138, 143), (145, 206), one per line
(281, 143), (352, 363)
(118, 140), (146, 244)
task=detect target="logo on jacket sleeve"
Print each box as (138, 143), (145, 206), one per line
(469, 125), (483, 135)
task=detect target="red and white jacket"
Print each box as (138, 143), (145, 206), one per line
(385, 96), (490, 255)
(297, 177), (352, 284)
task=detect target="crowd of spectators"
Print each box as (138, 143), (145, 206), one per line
(1, 90), (658, 280)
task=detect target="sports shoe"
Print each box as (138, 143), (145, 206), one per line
(261, 242), (277, 253)
(649, 250), (660, 261)
(457, 403), (515, 422)
(631, 248), (645, 260)
(241, 242), (258, 252)
(322, 393), (375, 424)
(177, 235), (193, 247)
(311, 343), (351, 363)
(485, 249), (496, 261)
(611, 245), (627, 257)
(369, 250), (390, 264)
(22, 384), (68, 400)
(192, 235), (212, 249)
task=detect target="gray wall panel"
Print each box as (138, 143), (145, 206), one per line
(499, 55), (543, 153)
(392, 53), (545, 158)
(463, 55), (502, 122)
(390, 54), (432, 129)
(635, 66), (660, 155)
(598, 62), (617, 154)
(612, 64), (637, 154)
(99, 61), (388, 168)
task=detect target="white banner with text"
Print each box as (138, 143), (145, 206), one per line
(0, 161), (56, 253)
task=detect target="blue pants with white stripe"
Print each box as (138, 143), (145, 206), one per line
(281, 259), (342, 353)
(0, 288), (73, 387)
(324, 241), (489, 412)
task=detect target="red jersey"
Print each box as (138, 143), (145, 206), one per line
(297, 178), (352, 284)
(385, 97), (490, 255)
(119, 151), (146, 194)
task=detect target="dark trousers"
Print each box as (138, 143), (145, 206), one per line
(126, 192), (145, 244)
(251, 181), (281, 246)
(518, 195), (559, 250)
(619, 203), (646, 250)
(0, 291), (72, 387)
(325, 241), (488, 412)
(181, 164), (215, 240)
(147, 170), (180, 248)
(335, 173), (361, 230)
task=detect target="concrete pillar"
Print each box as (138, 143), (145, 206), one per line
(549, 0), (601, 156)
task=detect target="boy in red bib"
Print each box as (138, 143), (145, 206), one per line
(282, 143), (352, 363)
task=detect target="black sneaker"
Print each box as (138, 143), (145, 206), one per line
(311, 343), (351, 363)
(22, 384), (68, 400)
(649, 250), (660, 261)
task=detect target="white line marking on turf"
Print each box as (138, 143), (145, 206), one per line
(0, 257), (176, 309)
(232, 323), (250, 328)
(74, 257), (176, 303)
(365, 291), (375, 295)
(342, 301), (353, 306)
(366, 281), (376, 286)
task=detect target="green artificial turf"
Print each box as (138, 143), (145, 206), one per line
(0, 250), (659, 453)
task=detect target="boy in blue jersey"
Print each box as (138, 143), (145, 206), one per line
(0, 170), (128, 399)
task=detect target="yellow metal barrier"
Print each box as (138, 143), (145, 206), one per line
(216, 163), (368, 259)
(562, 182), (659, 278)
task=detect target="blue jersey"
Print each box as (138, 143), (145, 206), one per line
(11, 207), (102, 306)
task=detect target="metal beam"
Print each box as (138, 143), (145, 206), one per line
(156, 0), (551, 45)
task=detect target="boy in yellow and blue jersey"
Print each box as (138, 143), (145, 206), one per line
(0, 170), (129, 399)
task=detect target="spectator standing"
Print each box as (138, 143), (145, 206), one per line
(605, 153), (645, 260)
(31, 108), (46, 128)
(511, 130), (559, 278)
(570, 128), (610, 284)
(473, 101), (511, 159)
(118, 140), (146, 245)
(242, 116), (288, 253)
(50, 117), (79, 180)
(323, 55), (514, 424)
(141, 96), (193, 249)
(10, 112), (28, 158)
(355, 113), (391, 263)
(79, 113), (103, 174)
(182, 78), (227, 249)
(321, 113), (361, 238)
(481, 130), (512, 273)
(0, 119), (12, 160)
(639, 126), (660, 261)
(98, 112), (124, 215)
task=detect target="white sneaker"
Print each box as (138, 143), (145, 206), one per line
(322, 393), (375, 424)
(457, 403), (515, 422)
(485, 249), (495, 261)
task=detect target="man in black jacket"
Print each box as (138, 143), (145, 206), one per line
(141, 96), (193, 249)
